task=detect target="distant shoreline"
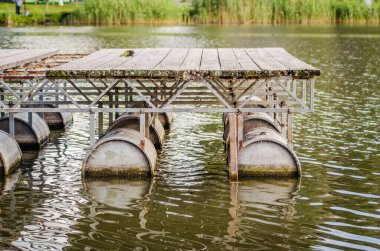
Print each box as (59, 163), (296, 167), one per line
(1, 1), (379, 27)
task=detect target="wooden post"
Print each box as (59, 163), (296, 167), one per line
(140, 112), (145, 149)
(98, 102), (103, 138)
(90, 111), (95, 147)
(108, 93), (113, 126)
(115, 87), (119, 119)
(28, 112), (33, 126)
(1, 87), (4, 118)
(228, 113), (238, 181)
(237, 113), (243, 150)
(287, 111), (293, 149)
(145, 112), (150, 139)
(9, 110), (15, 137)
(39, 89), (44, 119)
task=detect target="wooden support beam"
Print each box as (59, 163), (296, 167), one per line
(90, 112), (95, 147)
(228, 113), (238, 181)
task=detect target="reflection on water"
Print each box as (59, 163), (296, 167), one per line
(0, 25), (379, 250)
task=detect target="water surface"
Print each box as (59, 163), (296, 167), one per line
(0, 25), (379, 250)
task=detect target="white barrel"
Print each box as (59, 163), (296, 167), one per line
(158, 112), (173, 129)
(28, 101), (73, 130)
(83, 178), (151, 209)
(106, 113), (165, 149)
(83, 128), (157, 178)
(223, 112), (280, 142)
(0, 130), (22, 176)
(0, 113), (50, 149)
(243, 113), (280, 134)
(43, 107), (73, 130)
(237, 127), (300, 177)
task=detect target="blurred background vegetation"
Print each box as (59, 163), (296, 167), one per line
(1, 0), (379, 26)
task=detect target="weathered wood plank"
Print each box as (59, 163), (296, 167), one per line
(94, 49), (144, 70)
(116, 48), (172, 70)
(245, 48), (288, 76)
(180, 48), (202, 71)
(218, 48), (241, 71)
(0, 49), (28, 59)
(200, 49), (220, 71)
(233, 48), (261, 71)
(54, 49), (112, 70)
(264, 47), (320, 77)
(155, 48), (189, 70)
(47, 48), (320, 79)
(0, 49), (58, 70)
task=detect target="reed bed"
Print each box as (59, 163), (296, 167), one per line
(1, 0), (379, 25)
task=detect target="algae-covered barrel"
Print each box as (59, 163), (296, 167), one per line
(83, 128), (157, 178)
(0, 113), (50, 149)
(238, 127), (300, 177)
(106, 113), (165, 149)
(158, 112), (173, 129)
(0, 130), (22, 176)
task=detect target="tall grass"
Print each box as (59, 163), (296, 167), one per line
(82, 0), (188, 24)
(1, 0), (379, 25)
(190, 0), (380, 24)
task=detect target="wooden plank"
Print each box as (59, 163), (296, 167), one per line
(94, 49), (144, 70)
(116, 48), (172, 70)
(232, 48), (260, 71)
(218, 48), (241, 71)
(76, 49), (126, 70)
(155, 48), (189, 70)
(47, 47), (320, 79)
(245, 48), (288, 76)
(54, 49), (113, 70)
(180, 48), (202, 71)
(200, 49), (220, 71)
(264, 47), (320, 77)
(0, 49), (28, 59)
(0, 49), (58, 70)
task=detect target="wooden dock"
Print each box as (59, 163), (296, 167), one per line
(47, 48), (320, 79)
(0, 48), (320, 179)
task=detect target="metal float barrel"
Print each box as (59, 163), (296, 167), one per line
(27, 99), (73, 130)
(106, 113), (165, 149)
(223, 112), (280, 141)
(83, 128), (157, 178)
(238, 127), (300, 177)
(0, 130), (22, 176)
(0, 113), (50, 149)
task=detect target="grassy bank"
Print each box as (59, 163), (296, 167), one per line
(1, 0), (379, 26)
(0, 2), (81, 25)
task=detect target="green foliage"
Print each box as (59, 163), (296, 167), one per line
(0, 0), (379, 25)
(190, 0), (380, 24)
(0, 3), (81, 25)
(82, 0), (186, 24)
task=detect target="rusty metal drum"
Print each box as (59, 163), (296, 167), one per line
(0, 113), (50, 149)
(238, 127), (300, 177)
(0, 130), (22, 176)
(106, 113), (165, 149)
(83, 128), (157, 178)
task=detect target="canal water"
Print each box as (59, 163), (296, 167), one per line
(0, 25), (379, 250)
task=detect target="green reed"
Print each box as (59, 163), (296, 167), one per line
(190, 0), (380, 24)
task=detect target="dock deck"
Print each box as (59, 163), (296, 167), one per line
(47, 48), (320, 79)
(0, 49), (58, 71)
